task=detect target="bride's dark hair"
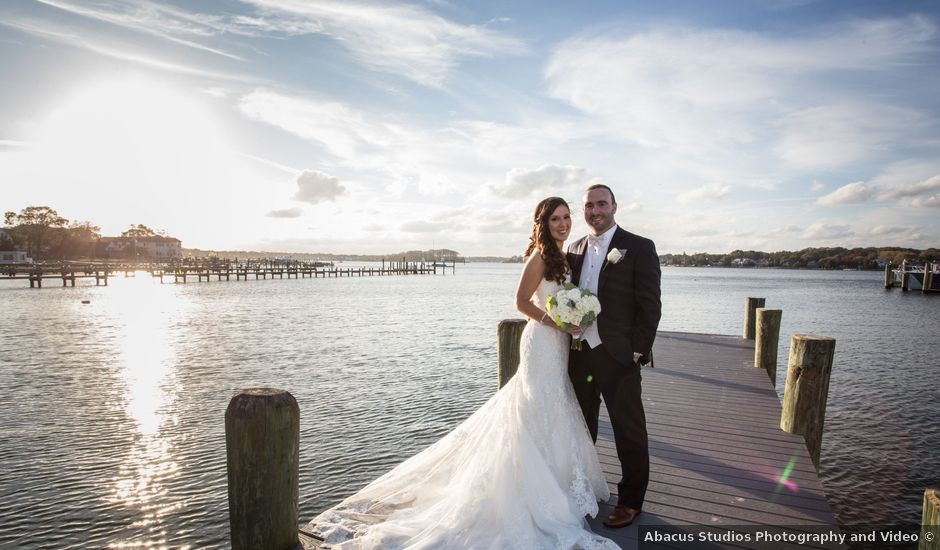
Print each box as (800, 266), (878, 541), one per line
(524, 196), (569, 284)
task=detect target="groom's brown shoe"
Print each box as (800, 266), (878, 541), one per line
(603, 505), (641, 528)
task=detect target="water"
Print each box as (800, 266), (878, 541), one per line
(0, 264), (936, 548)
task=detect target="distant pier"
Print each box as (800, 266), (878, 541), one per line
(883, 261), (940, 294)
(0, 258), (458, 288)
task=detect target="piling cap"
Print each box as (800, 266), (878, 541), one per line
(238, 388), (288, 397)
(225, 388), (298, 420)
(792, 334), (836, 342)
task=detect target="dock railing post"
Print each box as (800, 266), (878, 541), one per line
(780, 335), (835, 471)
(754, 308), (782, 385)
(497, 319), (527, 389)
(225, 388), (301, 550)
(922, 487), (939, 550)
(743, 297), (766, 339)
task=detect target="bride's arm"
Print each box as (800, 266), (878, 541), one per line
(515, 254), (555, 327)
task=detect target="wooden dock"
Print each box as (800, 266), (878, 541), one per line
(584, 331), (839, 549)
(0, 258), (455, 288)
(884, 261), (940, 293)
(299, 330), (840, 549)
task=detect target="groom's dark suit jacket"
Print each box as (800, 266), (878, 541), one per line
(568, 226), (662, 366)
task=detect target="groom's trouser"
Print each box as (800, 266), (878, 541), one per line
(569, 343), (649, 509)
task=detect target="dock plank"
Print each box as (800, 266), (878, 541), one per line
(305, 330), (840, 548)
(584, 331), (839, 548)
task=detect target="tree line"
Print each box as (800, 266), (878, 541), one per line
(661, 247), (940, 270)
(2, 205), (166, 260)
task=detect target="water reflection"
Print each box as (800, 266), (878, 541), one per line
(99, 275), (191, 543)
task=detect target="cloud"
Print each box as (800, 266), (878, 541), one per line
(800, 222), (853, 240)
(878, 173), (940, 200)
(684, 227), (720, 237)
(29, 0), (526, 87)
(815, 181), (874, 206)
(775, 102), (924, 169)
(811, 180), (825, 193)
(0, 17), (256, 83)
(238, 89), (581, 199)
(401, 220), (454, 233)
(294, 170), (346, 204)
(911, 194), (940, 208)
(240, 0), (526, 87)
(0, 139), (31, 149)
(870, 225), (912, 236)
(35, 0), (245, 59)
(494, 165), (587, 198)
(544, 15), (937, 166)
(677, 183), (732, 204)
(266, 207), (302, 218)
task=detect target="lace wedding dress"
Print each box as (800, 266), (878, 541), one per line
(311, 278), (617, 549)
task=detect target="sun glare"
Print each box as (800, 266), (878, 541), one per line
(33, 77), (235, 236)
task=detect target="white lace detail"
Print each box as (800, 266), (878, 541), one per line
(311, 277), (615, 549)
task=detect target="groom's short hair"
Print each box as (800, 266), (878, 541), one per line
(586, 184), (616, 205)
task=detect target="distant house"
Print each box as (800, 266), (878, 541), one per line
(731, 258), (756, 267)
(0, 250), (33, 264)
(99, 236), (182, 259)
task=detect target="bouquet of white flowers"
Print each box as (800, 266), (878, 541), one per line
(546, 283), (602, 350)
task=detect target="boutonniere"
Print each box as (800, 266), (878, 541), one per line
(603, 248), (626, 271)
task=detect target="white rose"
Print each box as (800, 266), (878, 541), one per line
(606, 248), (624, 265)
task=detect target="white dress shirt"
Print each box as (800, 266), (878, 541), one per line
(577, 224), (618, 349)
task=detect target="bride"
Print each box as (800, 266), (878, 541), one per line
(311, 197), (617, 549)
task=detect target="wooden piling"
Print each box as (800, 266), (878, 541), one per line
(754, 308), (782, 386)
(922, 487), (939, 550)
(743, 297), (766, 339)
(225, 388), (301, 550)
(884, 262), (894, 288)
(780, 335), (835, 470)
(497, 319), (527, 388)
(902, 270), (910, 291)
(924, 262), (933, 295)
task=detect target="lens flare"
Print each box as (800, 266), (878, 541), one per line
(775, 457), (800, 493)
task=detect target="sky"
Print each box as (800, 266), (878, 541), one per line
(1, 0), (939, 256)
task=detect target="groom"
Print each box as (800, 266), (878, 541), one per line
(567, 184), (662, 528)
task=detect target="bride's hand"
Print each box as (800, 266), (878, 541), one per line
(564, 326), (582, 337)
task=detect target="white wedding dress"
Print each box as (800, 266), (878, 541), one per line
(311, 278), (617, 549)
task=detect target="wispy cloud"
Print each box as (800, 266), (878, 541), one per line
(401, 220), (455, 233)
(33, 0), (525, 87)
(878, 173), (940, 201)
(266, 207), (303, 218)
(801, 222), (854, 240)
(775, 102), (925, 169)
(545, 16), (938, 167)
(910, 194), (940, 208)
(238, 88), (581, 201)
(870, 225), (912, 236)
(0, 139), (31, 148)
(0, 17), (257, 83)
(36, 0), (246, 60)
(493, 164), (587, 199)
(242, 0), (526, 87)
(677, 183), (732, 204)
